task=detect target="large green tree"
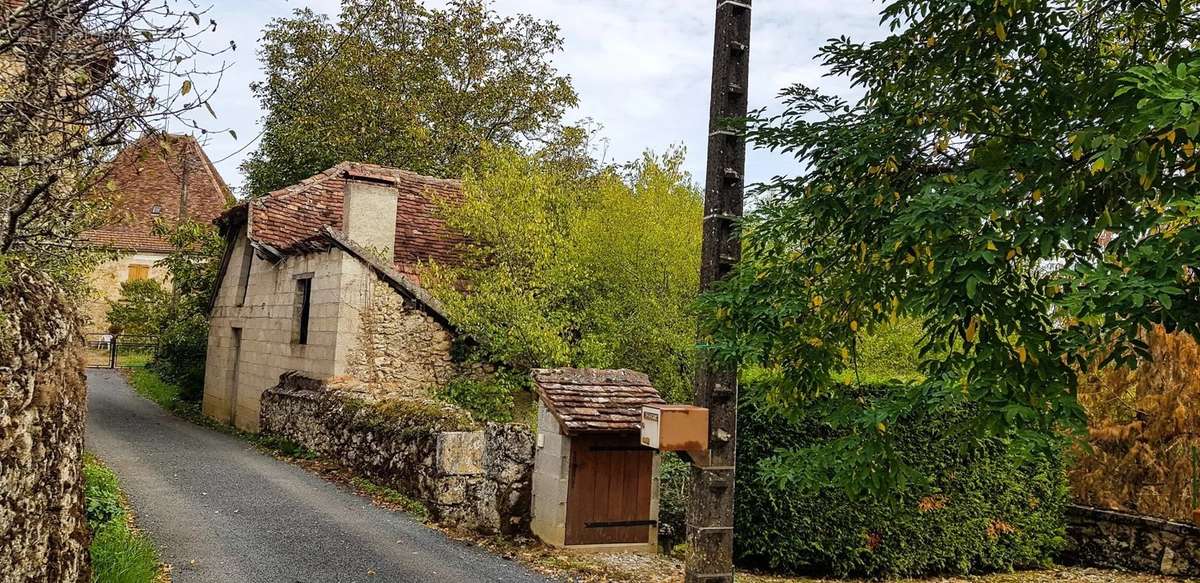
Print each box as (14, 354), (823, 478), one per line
(700, 0), (1200, 495)
(241, 0), (579, 194)
(424, 147), (702, 400)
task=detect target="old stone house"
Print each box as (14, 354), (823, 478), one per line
(81, 133), (233, 333)
(204, 162), (472, 432)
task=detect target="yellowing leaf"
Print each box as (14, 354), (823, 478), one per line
(181, 80), (192, 95)
(1006, 249), (1017, 261)
(1184, 142), (1196, 157)
(1016, 346), (1027, 364)
(965, 317), (978, 343)
(995, 21), (1007, 41)
(1090, 159), (1105, 173)
(1032, 189), (1042, 202)
(812, 295), (823, 308)
(876, 422), (887, 433)
(850, 320), (859, 332)
(986, 241), (998, 251)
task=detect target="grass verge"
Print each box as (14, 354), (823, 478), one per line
(84, 453), (162, 583)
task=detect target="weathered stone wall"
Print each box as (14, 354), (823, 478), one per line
(0, 267), (91, 582)
(260, 374), (533, 534)
(343, 279), (458, 398)
(1063, 504), (1200, 577)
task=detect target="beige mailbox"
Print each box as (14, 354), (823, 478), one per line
(640, 404), (709, 452)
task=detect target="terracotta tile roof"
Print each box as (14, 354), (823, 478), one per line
(81, 133), (234, 253)
(235, 162), (464, 275)
(532, 368), (666, 435)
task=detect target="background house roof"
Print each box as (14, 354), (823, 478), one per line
(532, 368), (666, 435)
(230, 162), (465, 279)
(81, 133), (234, 253)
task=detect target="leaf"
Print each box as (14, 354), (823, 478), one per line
(204, 102), (217, 119)
(965, 316), (978, 344)
(229, 129), (238, 140)
(181, 80), (192, 96)
(995, 21), (1007, 42)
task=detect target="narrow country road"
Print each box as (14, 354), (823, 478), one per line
(85, 369), (551, 583)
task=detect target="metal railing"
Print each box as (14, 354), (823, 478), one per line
(84, 334), (158, 369)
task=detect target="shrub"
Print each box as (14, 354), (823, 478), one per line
(1072, 326), (1200, 521)
(148, 312), (208, 400)
(734, 383), (1068, 577)
(656, 454), (690, 552)
(435, 373), (521, 423)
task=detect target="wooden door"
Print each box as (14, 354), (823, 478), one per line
(565, 434), (654, 545)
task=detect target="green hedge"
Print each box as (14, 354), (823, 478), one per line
(733, 391), (1068, 577)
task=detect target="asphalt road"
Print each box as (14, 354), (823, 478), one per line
(85, 369), (550, 583)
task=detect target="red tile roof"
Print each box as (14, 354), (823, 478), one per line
(81, 133), (233, 253)
(532, 368), (666, 435)
(236, 162), (464, 275)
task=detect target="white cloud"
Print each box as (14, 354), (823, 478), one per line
(188, 0), (886, 194)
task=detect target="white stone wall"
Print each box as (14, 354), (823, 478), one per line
(205, 228), (365, 432)
(204, 226), (465, 432)
(531, 402), (571, 547)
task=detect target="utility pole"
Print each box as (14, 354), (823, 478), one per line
(686, 1), (751, 582)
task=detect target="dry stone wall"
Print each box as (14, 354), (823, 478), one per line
(1064, 504), (1200, 577)
(0, 267), (90, 582)
(260, 374), (533, 534)
(345, 280), (458, 396)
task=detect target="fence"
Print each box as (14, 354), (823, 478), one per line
(83, 334), (158, 369)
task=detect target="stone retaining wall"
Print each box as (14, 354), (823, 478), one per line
(260, 374), (534, 534)
(0, 266), (91, 582)
(1064, 504), (1200, 577)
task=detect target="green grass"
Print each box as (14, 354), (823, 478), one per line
(84, 454), (160, 583)
(125, 368), (205, 423)
(349, 476), (430, 520)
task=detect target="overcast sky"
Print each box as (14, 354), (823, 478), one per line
(184, 0), (888, 195)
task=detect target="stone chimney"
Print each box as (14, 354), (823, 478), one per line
(343, 178), (398, 260)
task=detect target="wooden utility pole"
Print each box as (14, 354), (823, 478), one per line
(686, 1), (751, 582)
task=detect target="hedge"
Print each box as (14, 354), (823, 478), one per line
(732, 388), (1068, 577)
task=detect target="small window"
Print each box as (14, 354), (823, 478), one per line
(128, 264), (150, 280)
(236, 242), (253, 306)
(293, 277), (313, 345)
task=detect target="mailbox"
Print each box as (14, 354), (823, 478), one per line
(640, 404), (709, 452)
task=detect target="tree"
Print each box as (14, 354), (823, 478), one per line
(699, 1), (1200, 495)
(106, 278), (170, 336)
(149, 219), (224, 396)
(424, 147), (702, 401)
(241, 0), (579, 195)
(0, 0), (228, 283)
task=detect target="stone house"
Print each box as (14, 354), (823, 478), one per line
(81, 133), (233, 333)
(204, 162), (472, 432)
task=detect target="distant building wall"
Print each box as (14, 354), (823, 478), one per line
(82, 252), (169, 334)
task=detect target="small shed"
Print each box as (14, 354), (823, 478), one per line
(530, 368), (666, 552)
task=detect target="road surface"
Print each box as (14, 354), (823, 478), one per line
(85, 369), (550, 583)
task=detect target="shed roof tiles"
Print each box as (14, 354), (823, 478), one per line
(532, 368), (666, 435)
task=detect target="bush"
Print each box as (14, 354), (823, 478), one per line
(148, 312), (208, 400)
(434, 373), (521, 423)
(657, 454), (690, 552)
(734, 385), (1068, 577)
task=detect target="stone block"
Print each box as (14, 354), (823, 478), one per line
(436, 431), (485, 476)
